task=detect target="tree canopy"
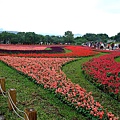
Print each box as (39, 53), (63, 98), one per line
(0, 31), (119, 45)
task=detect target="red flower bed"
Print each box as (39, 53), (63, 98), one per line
(0, 56), (118, 119)
(82, 51), (120, 97)
(0, 45), (98, 57)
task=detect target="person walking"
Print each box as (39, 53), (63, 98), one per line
(111, 43), (114, 50)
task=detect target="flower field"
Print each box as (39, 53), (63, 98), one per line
(0, 44), (65, 54)
(0, 44), (119, 120)
(0, 44), (98, 57)
(82, 51), (120, 99)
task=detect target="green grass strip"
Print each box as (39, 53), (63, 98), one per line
(64, 48), (72, 53)
(62, 53), (120, 118)
(115, 56), (120, 62)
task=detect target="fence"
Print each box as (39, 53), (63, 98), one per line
(0, 78), (37, 120)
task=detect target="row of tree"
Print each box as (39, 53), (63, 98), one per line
(0, 31), (120, 45)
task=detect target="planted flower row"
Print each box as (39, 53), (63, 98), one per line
(82, 51), (120, 100)
(0, 44), (47, 50)
(0, 56), (118, 119)
(0, 45), (98, 57)
(0, 46), (65, 54)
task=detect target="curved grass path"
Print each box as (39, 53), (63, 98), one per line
(62, 53), (120, 118)
(115, 56), (120, 62)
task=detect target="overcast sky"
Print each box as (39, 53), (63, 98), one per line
(0, 0), (120, 37)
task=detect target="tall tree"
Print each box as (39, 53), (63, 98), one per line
(97, 33), (109, 42)
(17, 32), (26, 44)
(51, 35), (64, 44)
(114, 32), (120, 42)
(0, 31), (12, 44)
(44, 35), (53, 44)
(64, 31), (74, 44)
(74, 36), (88, 45)
(10, 33), (18, 44)
(25, 32), (36, 44)
(83, 33), (97, 41)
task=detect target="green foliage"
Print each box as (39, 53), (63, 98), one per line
(114, 32), (120, 42)
(64, 31), (74, 43)
(1, 30), (120, 45)
(118, 72), (120, 78)
(63, 48), (72, 53)
(74, 37), (88, 45)
(106, 72), (113, 77)
(115, 56), (120, 62)
(83, 33), (109, 42)
(45, 47), (52, 50)
(25, 32), (36, 44)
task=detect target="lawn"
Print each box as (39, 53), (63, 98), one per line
(115, 56), (120, 62)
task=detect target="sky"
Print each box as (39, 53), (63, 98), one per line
(0, 0), (120, 37)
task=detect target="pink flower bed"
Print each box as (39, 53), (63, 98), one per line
(0, 56), (118, 119)
(82, 51), (120, 96)
(0, 44), (47, 50)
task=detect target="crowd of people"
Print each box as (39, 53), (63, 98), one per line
(84, 42), (120, 50)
